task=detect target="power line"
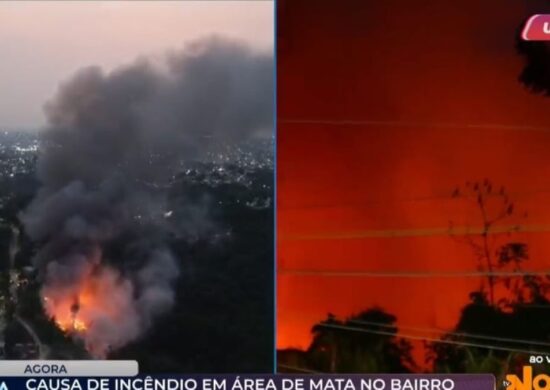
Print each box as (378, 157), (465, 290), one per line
(279, 118), (550, 133)
(505, 302), (550, 308)
(277, 320), (550, 372)
(280, 223), (550, 241)
(346, 318), (550, 347)
(280, 188), (550, 211)
(278, 269), (550, 278)
(317, 323), (550, 356)
(277, 364), (319, 374)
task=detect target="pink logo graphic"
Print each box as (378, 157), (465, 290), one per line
(522, 14), (550, 41)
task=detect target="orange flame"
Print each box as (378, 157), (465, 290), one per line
(53, 315), (88, 333)
(41, 257), (134, 357)
(43, 273), (106, 336)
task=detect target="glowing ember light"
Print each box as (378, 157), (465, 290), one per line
(72, 319), (88, 332)
(46, 292), (92, 335)
(40, 258), (137, 358)
(54, 317), (88, 333)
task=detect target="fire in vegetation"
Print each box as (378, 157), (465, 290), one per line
(19, 37), (273, 358)
(40, 248), (138, 358)
(48, 296), (88, 333)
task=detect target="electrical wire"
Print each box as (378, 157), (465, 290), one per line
(278, 269), (550, 278)
(279, 118), (550, 133)
(277, 364), (319, 373)
(346, 318), (550, 347)
(280, 223), (550, 241)
(281, 187), (550, 211)
(316, 323), (550, 355)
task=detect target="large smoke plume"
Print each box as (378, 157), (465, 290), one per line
(20, 37), (273, 357)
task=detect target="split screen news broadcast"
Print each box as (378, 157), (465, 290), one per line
(1, 0), (550, 389)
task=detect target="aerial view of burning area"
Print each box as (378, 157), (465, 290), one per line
(0, 1), (274, 371)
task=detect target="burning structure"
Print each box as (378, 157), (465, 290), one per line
(18, 37), (273, 358)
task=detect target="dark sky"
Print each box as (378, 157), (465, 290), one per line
(276, 0), (550, 364)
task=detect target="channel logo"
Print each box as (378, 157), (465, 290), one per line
(522, 14), (550, 41)
(506, 366), (550, 390)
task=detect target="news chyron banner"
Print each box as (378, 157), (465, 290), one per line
(0, 361), (498, 390)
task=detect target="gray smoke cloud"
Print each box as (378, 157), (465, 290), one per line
(19, 36), (273, 357)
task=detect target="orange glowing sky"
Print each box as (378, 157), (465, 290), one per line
(276, 0), (550, 364)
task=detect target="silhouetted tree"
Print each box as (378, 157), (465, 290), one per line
(430, 181), (550, 378)
(449, 180), (530, 307)
(305, 308), (415, 373)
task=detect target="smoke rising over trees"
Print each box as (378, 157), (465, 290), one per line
(19, 36), (273, 356)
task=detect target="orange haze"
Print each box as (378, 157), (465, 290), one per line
(42, 247), (134, 357)
(277, 0), (550, 365)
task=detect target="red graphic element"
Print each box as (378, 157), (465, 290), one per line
(522, 15), (550, 41)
